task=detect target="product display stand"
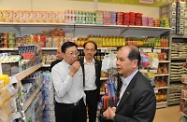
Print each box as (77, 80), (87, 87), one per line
(11, 63), (42, 121)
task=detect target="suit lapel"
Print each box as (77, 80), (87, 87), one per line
(116, 72), (139, 112)
(116, 86), (132, 112)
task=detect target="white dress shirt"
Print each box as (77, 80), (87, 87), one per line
(118, 70), (138, 106)
(51, 60), (85, 104)
(84, 58), (97, 91)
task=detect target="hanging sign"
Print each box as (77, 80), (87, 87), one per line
(139, 0), (154, 4)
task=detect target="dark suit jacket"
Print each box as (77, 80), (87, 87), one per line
(50, 60), (62, 72)
(79, 58), (102, 101)
(114, 71), (156, 122)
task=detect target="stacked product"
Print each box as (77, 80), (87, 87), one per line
(129, 12), (136, 25)
(42, 71), (55, 122)
(135, 13), (142, 26)
(111, 11), (116, 25)
(168, 84), (183, 105)
(95, 11), (103, 25)
(176, 2), (185, 34)
(103, 11), (112, 25)
(170, 3), (177, 34)
(0, 75), (17, 122)
(142, 17), (148, 26)
(0, 32), (15, 48)
(148, 17), (154, 27)
(123, 12), (129, 25)
(184, 9), (187, 34)
(116, 12), (123, 25)
(154, 18), (160, 27)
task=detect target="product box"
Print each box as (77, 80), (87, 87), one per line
(52, 11), (59, 23)
(20, 11), (27, 23)
(59, 11), (65, 23)
(46, 11), (53, 23)
(40, 11), (47, 23)
(13, 11), (20, 23)
(33, 11), (40, 23)
(0, 10), (6, 22)
(27, 11), (34, 23)
(5, 10), (13, 22)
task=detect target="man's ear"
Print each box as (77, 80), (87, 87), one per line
(132, 59), (138, 68)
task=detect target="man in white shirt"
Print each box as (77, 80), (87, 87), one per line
(79, 41), (102, 122)
(51, 42), (86, 122)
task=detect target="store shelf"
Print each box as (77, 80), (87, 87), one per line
(42, 64), (50, 67)
(156, 102), (167, 108)
(155, 74), (169, 77)
(15, 63), (42, 81)
(41, 47), (57, 50)
(172, 34), (187, 39)
(100, 92), (105, 95)
(159, 60), (170, 63)
(100, 77), (107, 80)
(155, 86), (168, 90)
(171, 58), (186, 61)
(6, 22), (74, 27)
(0, 48), (18, 51)
(24, 84), (43, 111)
(154, 47), (170, 50)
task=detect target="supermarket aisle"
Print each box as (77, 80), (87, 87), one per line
(153, 105), (181, 122)
(92, 105), (181, 122)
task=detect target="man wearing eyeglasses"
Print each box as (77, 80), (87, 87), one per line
(79, 41), (102, 122)
(51, 42), (86, 122)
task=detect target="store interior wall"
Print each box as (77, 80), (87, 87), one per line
(0, 0), (159, 18)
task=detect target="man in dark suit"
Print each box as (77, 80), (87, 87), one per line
(79, 41), (102, 122)
(50, 46), (63, 71)
(103, 45), (156, 122)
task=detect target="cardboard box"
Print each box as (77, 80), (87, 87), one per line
(40, 11), (47, 23)
(33, 11), (40, 23)
(20, 11), (27, 23)
(13, 11), (20, 23)
(27, 11), (34, 23)
(46, 11), (53, 23)
(52, 11), (59, 23)
(59, 11), (65, 23)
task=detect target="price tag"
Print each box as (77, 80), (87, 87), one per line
(153, 49), (161, 53)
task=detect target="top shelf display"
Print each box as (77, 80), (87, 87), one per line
(0, 22), (171, 37)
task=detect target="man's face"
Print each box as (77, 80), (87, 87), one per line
(116, 47), (134, 77)
(63, 46), (79, 65)
(83, 43), (96, 60)
(57, 48), (63, 60)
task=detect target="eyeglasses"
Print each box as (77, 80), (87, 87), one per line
(65, 51), (80, 57)
(84, 48), (96, 52)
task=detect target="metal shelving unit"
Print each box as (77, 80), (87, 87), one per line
(0, 23), (171, 109)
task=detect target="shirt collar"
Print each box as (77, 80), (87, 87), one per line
(84, 57), (95, 64)
(62, 60), (71, 69)
(121, 70), (138, 86)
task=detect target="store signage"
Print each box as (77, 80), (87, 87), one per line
(139, 0), (153, 4)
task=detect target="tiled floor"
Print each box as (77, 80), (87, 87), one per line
(153, 105), (181, 122)
(90, 105), (182, 122)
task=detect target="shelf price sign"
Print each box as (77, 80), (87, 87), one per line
(139, 0), (153, 4)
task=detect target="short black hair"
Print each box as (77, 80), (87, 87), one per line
(61, 42), (78, 53)
(128, 45), (141, 66)
(83, 41), (97, 50)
